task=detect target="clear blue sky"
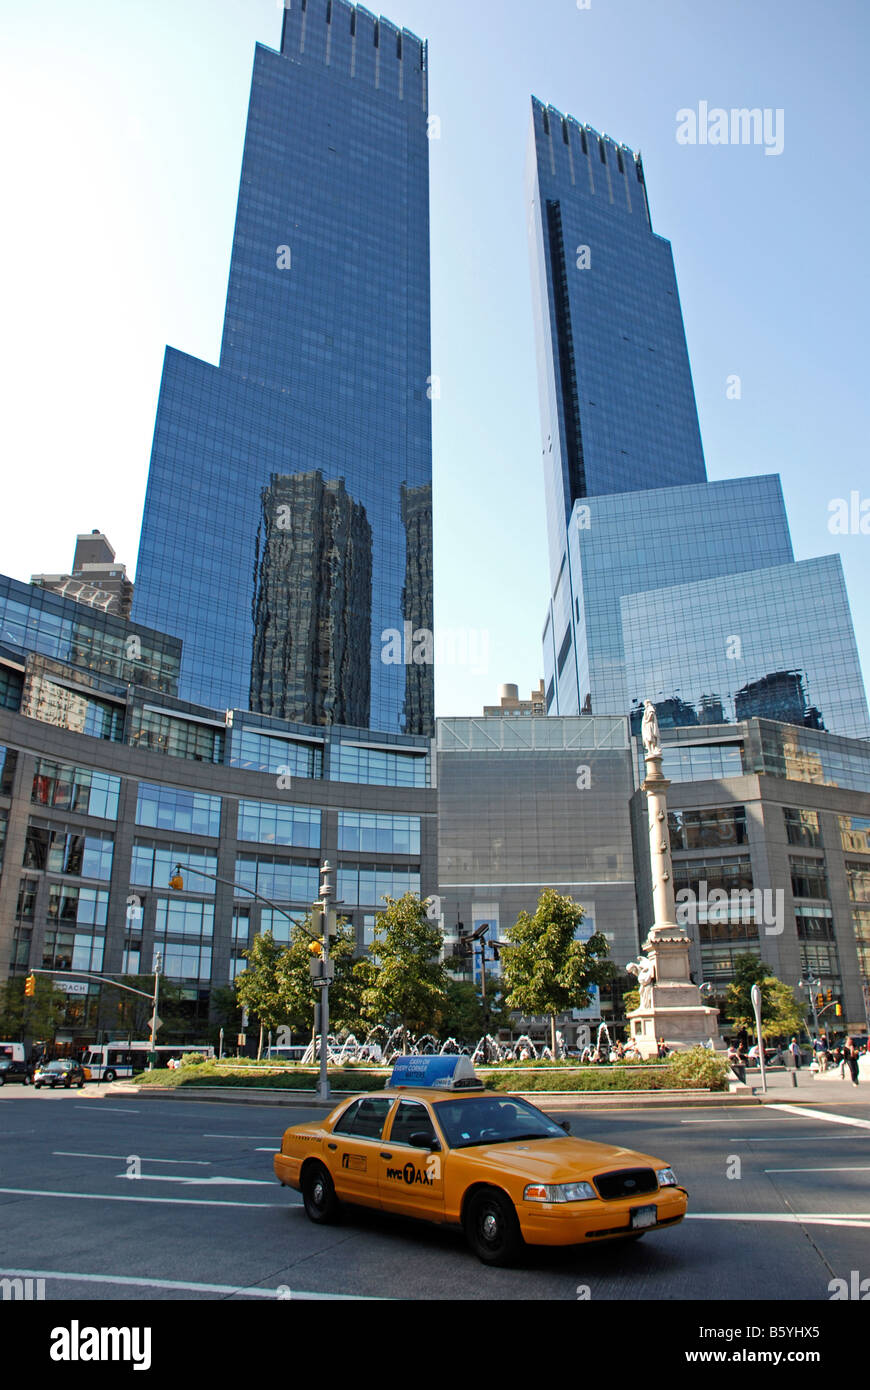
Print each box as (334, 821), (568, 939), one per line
(1, 0), (868, 722)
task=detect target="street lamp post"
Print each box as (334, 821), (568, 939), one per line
(797, 975), (822, 1040)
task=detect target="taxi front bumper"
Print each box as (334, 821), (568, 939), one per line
(516, 1186), (688, 1247)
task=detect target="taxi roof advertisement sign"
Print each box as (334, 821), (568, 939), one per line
(389, 1055), (479, 1090)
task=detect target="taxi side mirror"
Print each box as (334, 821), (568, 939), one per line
(410, 1132), (440, 1151)
(560, 1120), (571, 1134)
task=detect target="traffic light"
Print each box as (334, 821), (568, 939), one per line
(835, 1003), (843, 1017)
(309, 939), (323, 958)
(826, 989), (833, 1003)
(24, 973), (36, 997)
(816, 993), (824, 1009)
(169, 867), (184, 891)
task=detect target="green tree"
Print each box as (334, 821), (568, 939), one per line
(501, 889), (614, 1055)
(234, 931), (288, 1058)
(274, 918), (375, 1039)
(361, 894), (448, 1052)
(725, 953), (804, 1039)
(0, 976), (68, 1044)
(433, 977), (511, 1045)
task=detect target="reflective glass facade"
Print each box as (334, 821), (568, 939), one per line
(544, 476), (794, 720)
(0, 575), (180, 696)
(527, 99), (707, 581)
(134, 4), (433, 735)
(530, 103), (869, 741)
(621, 557), (870, 741)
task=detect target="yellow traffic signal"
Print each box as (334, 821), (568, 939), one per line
(835, 1003), (843, 1017)
(826, 988), (833, 1003)
(169, 871), (184, 891)
(309, 939), (323, 957)
(24, 974), (36, 997)
(816, 993), (824, 1008)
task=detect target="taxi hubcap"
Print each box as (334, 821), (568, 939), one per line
(482, 1211), (499, 1241)
(313, 1180), (325, 1204)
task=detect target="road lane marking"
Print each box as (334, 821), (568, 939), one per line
(767, 1104), (870, 1129)
(687, 1213), (870, 1227)
(74, 1105), (140, 1113)
(0, 1186), (287, 1208)
(764, 1166), (870, 1174)
(112, 1173), (273, 1186)
(728, 1135), (868, 1142)
(54, 1152), (211, 1165)
(0, 1269), (369, 1300)
(203, 1133), (280, 1140)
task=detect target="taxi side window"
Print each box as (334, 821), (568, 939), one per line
(333, 1097), (393, 1139)
(389, 1100), (436, 1148)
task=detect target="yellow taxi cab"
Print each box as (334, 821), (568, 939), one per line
(274, 1056), (688, 1264)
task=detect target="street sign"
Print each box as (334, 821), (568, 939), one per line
(148, 1014), (163, 1035)
(237, 1033), (247, 1046)
(309, 958), (335, 982)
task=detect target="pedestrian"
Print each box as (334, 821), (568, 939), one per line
(727, 1044), (746, 1084)
(789, 1036), (802, 1069)
(843, 1037), (860, 1088)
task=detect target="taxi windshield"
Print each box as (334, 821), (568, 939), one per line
(433, 1095), (566, 1148)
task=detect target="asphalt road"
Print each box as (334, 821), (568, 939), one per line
(1, 1087), (868, 1301)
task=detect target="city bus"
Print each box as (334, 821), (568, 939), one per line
(82, 1042), (214, 1082)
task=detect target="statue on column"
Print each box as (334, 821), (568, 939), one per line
(641, 700), (661, 755)
(627, 956), (656, 1009)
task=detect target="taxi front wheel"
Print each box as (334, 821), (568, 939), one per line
(302, 1162), (340, 1224)
(464, 1188), (524, 1266)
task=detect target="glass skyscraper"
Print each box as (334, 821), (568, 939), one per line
(134, 1), (433, 735)
(529, 98), (870, 740)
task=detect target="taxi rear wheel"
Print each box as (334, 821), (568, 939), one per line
(464, 1188), (523, 1266)
(302, 1162), (340, 1224)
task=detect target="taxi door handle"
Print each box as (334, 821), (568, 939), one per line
(327, 1142), (337, 1150)
(380, 1152), (392, 1160)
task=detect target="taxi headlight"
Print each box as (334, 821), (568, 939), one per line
(523, 1181), (597, 1203)
(656, 1167), (678, 1187)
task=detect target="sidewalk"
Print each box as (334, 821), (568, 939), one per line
(740, 1061), (870, 1106)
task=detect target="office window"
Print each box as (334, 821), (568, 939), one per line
(238, 800), (321, 849)
(846, 861), (870, 903)
(668, 807), (748, 851)
(31, 759), (120, 819)
(784, 808), (821, 848)
(338, 811), (420, 855)
(790, 856), (829, 900)
(131, 842), (216, 895)
(333, 744), (428, 787)
(136, 783), (222, 838)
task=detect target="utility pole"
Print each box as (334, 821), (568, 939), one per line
(148, 952), (162, 1070)
(316, 861), (335, 1102)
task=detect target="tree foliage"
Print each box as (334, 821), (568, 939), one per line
(725, 953), (804, 1038)
(0, 976), (68, 1042)
(274, 920), (375, 1035)
(433, 977), (511, 1044)
(361, 894), (448, 1050)
(501, 889), (614, 1027)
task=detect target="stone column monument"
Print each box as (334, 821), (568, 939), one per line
(626, 701), (721, 1057)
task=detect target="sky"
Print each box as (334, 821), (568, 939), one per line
(1, 0), (868, 723)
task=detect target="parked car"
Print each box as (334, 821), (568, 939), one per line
(0, 1058), (33, 1085)
(32, 1059), (87, 1089)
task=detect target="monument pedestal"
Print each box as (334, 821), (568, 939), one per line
(627, 713), (723, 1057)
